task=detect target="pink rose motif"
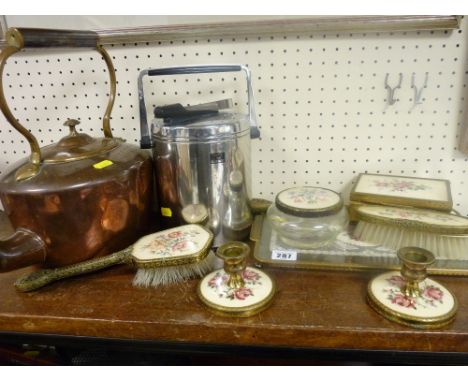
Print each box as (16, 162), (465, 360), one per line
(168, 231), (183, 239)
(208, 274), (228, 288)
(387, 275), (406, 288)
(391, 293), (416, 309)
(424, 286), (444, 301)
(396, 181), (410, 191)
(234, 287), (254, 300)
(144, 239), (165, 251)
(172, 240), (188, 251)
(242, 269), (260, 281)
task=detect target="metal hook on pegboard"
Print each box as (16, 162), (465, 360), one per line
(410, 72), (429, 111)
(385, 73), (403, 106)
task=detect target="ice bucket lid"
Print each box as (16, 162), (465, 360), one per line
(151, 111), (251, 142)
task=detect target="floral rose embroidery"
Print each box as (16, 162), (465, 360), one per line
(384, 272), (446, 310)
(172, 240), (188, 251)
(373, 179), (429, 193)
(207, 270), (258, 301)
(386, 275), (406, 288)
(376, 205), (458, 225)
(424, 286), (444, 301)
(391, 293), (416, 309)
(142, 239), (166, 253)
(288, 189), (331, 206)
(242, 269), (260, 281)
(208, 273), (228, 288)
(168, 231), (183, 239)
(234, 287), (254, 300)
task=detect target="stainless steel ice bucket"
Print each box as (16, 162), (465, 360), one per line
(138, 65), (260, 246)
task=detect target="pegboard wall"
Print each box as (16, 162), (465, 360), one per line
(1, 17), (468, 214)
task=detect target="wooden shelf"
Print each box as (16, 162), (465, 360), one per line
(0, 259), (468, 354)
(1, 212), (468, 363)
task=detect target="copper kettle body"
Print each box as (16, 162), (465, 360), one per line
(0, 28), (152, 272)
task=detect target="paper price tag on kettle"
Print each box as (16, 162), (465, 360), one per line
(161, 207), (173, 217)
(93, 160), (114, 169)
(271, 250), (297, 261)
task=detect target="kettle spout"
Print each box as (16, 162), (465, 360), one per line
(0, 228), (46, 272)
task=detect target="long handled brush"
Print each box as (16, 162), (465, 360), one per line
(15, 224), (215, 292)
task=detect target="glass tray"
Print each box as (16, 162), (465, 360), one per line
(250, 215), (468, 276)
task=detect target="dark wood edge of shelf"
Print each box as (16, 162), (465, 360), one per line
(1, 331), (468, 365)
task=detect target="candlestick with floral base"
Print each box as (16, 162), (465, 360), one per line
(367, 247), (457, 329)
(197, 241), (276, 317)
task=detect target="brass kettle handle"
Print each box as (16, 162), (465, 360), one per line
(0, 27), (117, 181)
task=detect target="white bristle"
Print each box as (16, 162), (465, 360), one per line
(132, 250), (216, 288)
(354, 221), (468, 260)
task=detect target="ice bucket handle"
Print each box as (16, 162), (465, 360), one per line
(138, 64), (260, 149)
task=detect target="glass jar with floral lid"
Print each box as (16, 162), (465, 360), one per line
(266, 186), (348, 249)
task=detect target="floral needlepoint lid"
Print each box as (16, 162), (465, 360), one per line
(350, 173), (452, 212)
(198, 241), (275, 317)
(275, 186), (343, 217)
(367, 247), (457, 329)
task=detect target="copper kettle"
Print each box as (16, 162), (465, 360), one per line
(0, 28), (152, 272)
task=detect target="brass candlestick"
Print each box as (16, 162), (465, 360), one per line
(368, 247), (457, 329)
(216, 241), (249, 289)
(197, 241), (276, 317)
(398, 247), (435, 298)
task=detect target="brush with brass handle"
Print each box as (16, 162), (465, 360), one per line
(15, 224), (215, 292)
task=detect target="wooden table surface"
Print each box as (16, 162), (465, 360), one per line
(1, 214), (468, 359)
